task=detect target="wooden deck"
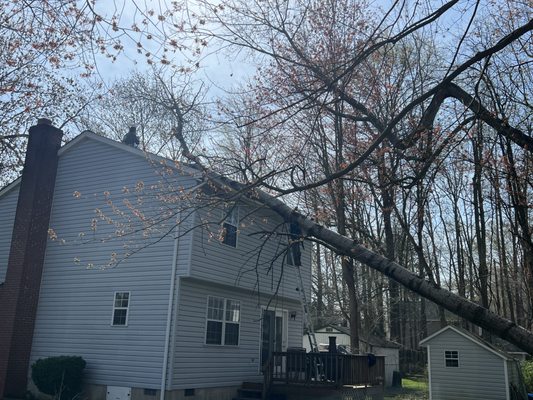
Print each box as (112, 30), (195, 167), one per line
(263, 352), (385, 399)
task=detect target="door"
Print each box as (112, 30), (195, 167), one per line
(261, 309), (288, 368)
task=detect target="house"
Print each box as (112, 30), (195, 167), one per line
(302, 325), (400, 387)
(0, 120), (312, 400)
(419, 325), (527, 400)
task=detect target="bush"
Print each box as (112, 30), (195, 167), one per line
(31, 356), (86, 400)
(522, 360), (533, 393)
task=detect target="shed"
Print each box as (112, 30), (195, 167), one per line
(420, 325), (527, 400)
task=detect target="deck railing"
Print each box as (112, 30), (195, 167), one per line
(263, 351), (385, 397)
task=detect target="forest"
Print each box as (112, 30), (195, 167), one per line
(0, 0), (532, 353)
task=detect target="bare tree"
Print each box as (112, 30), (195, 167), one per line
(166, 0), (533, 352)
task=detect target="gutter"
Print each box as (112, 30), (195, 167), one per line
(160, 212), (181, 400)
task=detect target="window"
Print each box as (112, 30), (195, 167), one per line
(445, 350), (459, 367)
(221, 205), (238, 247)
(286, 222), (302, 266)
(206, 296), (240, 345)
(112, 292), (130, 326)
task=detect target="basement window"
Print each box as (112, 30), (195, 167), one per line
(445, 350), (459, 367)
(112, 292), (130, 326)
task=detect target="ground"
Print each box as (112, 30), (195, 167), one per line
(384, 377), (429, 400)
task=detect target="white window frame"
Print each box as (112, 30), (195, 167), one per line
(221, 204), (239, 247)
(286, 242), (297, 266)
(444, 350), (459, 367)
(205, 296), (241, 346)
(286, 223), (301, 266)
(258, 307), (289, 373)
(111, 291), (130, 326)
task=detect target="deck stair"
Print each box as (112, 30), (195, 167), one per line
(233, 382), (263, 400)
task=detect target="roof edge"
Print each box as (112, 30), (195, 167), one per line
(420, 325), (508, 360)
(0, 177), (21, 198)
(58, 131), (203, 179)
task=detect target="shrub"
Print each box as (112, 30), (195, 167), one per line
(31, 356), (86, 400)
(522, 360), (533, 393)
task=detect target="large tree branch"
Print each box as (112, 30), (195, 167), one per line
(258, 18), (533, 196)
(413, 82), (533, 151)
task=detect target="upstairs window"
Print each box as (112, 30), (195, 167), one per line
(206, 296), (240, 346)
(221, 205), (239, 247)
(286, 222), (302, 266)
(112, 292), (130, 326)
(445, 350), (459, 367)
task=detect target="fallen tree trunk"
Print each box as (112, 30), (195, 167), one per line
(264, 193), (533, 353)
(232, 180), (533, 354)
(176, 115), (533, 355)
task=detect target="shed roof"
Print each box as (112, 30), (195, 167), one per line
(419, 325), (511, 360)
(316, 325), (401, 349)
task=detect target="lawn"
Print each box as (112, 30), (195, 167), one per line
(384, 377), (429, 400)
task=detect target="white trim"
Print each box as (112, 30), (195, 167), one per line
(185, 275), (301, 303)
(58, 131), (203, 178)
(220, 204), (239, 248)
(258, 306), (289, 374)
(444, 350), (459, 368)
(160, 222), (181, 400)
(420, 325), (508, 360)
(0, 177), (21, 198)
(427, 346), (433, 400)
(111, 291), (130, 326)
(286, 223), (302, 267)
(504, 359), (510, 400)
(186, 211), (196, 276)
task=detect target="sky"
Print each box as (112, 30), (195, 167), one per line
(89, 0), (258, 101)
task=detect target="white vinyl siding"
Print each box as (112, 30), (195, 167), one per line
(188, 206), (312, 302)
(171, 278), (303, 389)
(0, 185), (19, 283)
(29, 138), (195, 388)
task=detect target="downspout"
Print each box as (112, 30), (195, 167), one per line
(503, 359), (509, 400)
(160, 213), (181, 400)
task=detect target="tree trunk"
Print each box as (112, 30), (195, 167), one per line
(379, 157), (400, 343)
(472, 127), (489, 312)
(315, 243), (324, 325)
(502, 138), (533, 328)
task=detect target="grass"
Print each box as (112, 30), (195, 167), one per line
(401, 378), (428, 391)
(384, 377), (429, 400)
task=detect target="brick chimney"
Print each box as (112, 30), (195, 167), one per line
(0, 119), (63, 398)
